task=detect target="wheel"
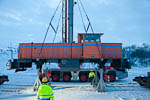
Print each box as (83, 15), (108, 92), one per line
(104, 75), (116, 82)
(103, 74), (109, 82)
(109, 75), (116, 82)
(63, 74), (71, 82)
(106, 71), (116, 82)
(79, 74), (87, 82)
(52, 74), (60, 82)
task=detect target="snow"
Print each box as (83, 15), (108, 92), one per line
(0, 54), (150, 100)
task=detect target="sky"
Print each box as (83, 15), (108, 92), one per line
(0, 0), (150, 48)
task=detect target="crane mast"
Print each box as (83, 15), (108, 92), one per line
(62, 0), (68, 43)
(8, 0), (130, 86)
(62, 0), (74, 43)
(68, 0), (74, 43)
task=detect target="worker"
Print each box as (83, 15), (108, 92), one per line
(37, 77), (54, 100)
(89, 70), (95, 83)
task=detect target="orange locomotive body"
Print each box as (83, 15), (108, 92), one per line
(18, 34), (122, 60)
(9, 34), (129, 82)
(9, 33), (129, 82)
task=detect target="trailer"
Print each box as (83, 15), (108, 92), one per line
(8, 0), (130, 83)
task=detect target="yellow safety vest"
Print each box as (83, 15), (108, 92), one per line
(89, 72), (95, 78)
(37, 83), (54, 100)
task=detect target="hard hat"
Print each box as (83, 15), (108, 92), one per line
(42, 77), (48, 83)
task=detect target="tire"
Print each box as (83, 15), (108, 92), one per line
(79, 74), (87, 82)
(109, 75), (116, 82)
(63, 74), (71, 82)
(52, 74), (60, 82)
(106, 71), (116, 82)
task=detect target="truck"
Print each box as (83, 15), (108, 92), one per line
(8, 0), (130, 82)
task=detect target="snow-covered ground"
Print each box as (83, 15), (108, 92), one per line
(0, 54), (150, 100)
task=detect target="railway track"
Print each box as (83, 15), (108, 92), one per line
(51, 82), (149, 92)
(106, 83), (149, 92)
(0, 82), (148, 93)
(51, 82), (139, 87)
(106, 83), (139, 87)
(0, 84), (33, 93)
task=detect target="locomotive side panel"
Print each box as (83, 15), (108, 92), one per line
(83, 42), (102, 59)
(101, 43), (122, 59)
(18, 43), (83, 59)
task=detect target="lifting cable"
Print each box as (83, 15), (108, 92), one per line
(78, 0), (94, 33)
(77, 0), (86, 33)
(39, 0), (61, 59)
(76, 0), (101, 60)
(78, 0), (101, 62)
(53, 12), (62, 43)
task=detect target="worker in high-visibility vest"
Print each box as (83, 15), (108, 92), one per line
(37, 77), (54, 100)
(89, 70), (95, 83)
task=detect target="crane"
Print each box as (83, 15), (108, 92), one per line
(8, 0), (130, 92)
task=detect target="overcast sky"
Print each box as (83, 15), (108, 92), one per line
(0, 0), (150, 48)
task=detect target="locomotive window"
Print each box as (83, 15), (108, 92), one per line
(84, 34), (100, 42)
